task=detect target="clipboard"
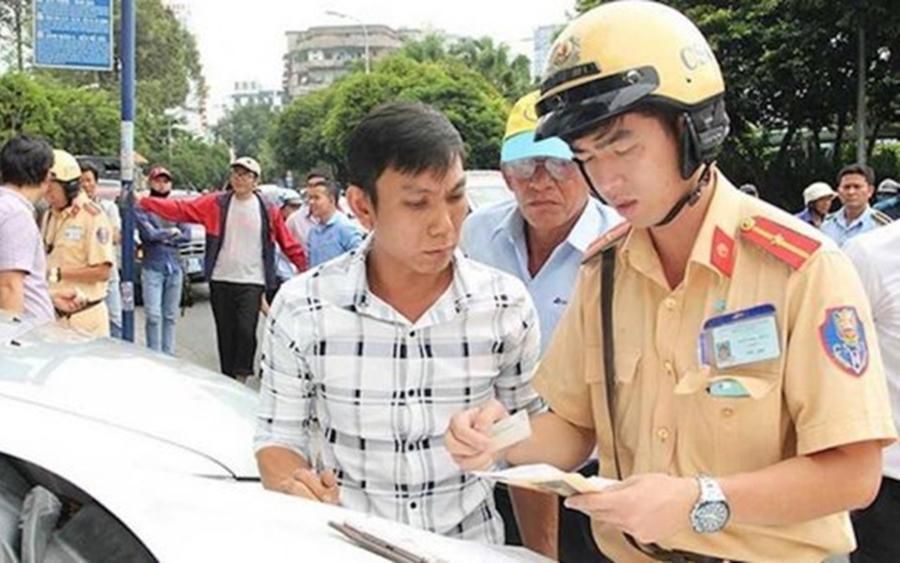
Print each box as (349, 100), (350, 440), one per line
(328, 521), (436, 563)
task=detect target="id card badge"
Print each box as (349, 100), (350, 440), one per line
(699, 304), (781, 369)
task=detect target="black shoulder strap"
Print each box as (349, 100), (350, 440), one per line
(600, 246), (622, 480)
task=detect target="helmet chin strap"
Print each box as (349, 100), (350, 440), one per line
(653, 162), (712, 228)
(575, 159), (714, 228)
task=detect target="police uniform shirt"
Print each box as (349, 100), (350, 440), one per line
(533, 172), (896, 562)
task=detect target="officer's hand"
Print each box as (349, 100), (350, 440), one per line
(445, 399), (509, 471)
(50, 289), (85, 314)
(278, 468), (340, 505)
(564, 473), (699, 545)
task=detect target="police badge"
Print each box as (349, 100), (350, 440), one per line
(819, 307), (869, 376)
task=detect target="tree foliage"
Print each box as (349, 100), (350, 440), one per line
(572, 0), (900, 210)
(4, 0), (203, 115)
(270, 53), (511, 183)
(402, 34), (535, 102)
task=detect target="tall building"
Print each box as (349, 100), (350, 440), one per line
(532, 24), (563, 81)
(283, 25), (404, 99)
(230, 81), (285, 110)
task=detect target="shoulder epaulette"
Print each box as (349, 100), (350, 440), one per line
(582, 222), (631, 264)
(739, 216), (821, 270)
(83, 202), (102, 216)
(872, 209), (893, 226)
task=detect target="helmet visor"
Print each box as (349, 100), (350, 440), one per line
(536, 66), (660, 142)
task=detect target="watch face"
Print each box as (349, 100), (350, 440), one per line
(693, 501), (730, 533)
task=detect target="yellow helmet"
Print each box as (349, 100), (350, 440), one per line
(51, 149), (82, 184)
(535, 1), (729, 177)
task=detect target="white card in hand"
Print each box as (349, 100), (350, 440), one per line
(490, 409), (532, 451)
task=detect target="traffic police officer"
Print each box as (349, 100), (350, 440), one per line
(446, 2), (896, 562)
(41, 150), (114, 336)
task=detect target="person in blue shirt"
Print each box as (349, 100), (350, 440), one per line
(306, 178), (364, 267)
(135, 166), (192, 355)
(874, 178), (900, 220)
(821, 163), (892, 247)
(462, 91), (621, 354)
(795, 181), (837, 228)
(460, 90), (620, 562)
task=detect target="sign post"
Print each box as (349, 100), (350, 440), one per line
(34, 0), (113, 71)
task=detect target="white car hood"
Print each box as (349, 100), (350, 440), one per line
(0, 319), (259, 478)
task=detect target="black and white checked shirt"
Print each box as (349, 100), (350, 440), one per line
(254, 238), (543, 543)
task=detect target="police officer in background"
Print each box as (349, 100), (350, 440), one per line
(41, 150), (115, 336)
(447, 2), (896, 562)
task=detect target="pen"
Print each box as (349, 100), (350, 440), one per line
(328, 521), (433, 563)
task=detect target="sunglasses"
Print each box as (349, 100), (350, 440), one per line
(502, 157), (576, 182)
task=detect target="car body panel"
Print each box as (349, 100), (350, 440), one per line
(1, 315), (258, 478)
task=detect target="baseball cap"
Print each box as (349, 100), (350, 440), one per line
(802, 182), (837, 206)
(148, 166), (173, 180)
(230, 156), (261, 177)
(50, 149), (82, 183)
(500, 91), (573, 164)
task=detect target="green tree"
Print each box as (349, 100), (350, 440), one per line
(571, 0), (900, 209)
(449, 37), (534, 102)
(214, 103), (279, 177)
(0, 0), (32, 72)
(0, 73), (118, 155)
(271, 54), (510, 183)
(401, 34), (534, 102)
(0, 72), (53, 140)
(270, 88), (335, 180)
(144, 133), (231, 192)
(33, 0), (203, 115)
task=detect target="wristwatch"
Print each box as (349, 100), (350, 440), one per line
(689, 476), (730, 533)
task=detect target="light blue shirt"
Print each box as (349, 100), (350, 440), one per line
(461, 198), (621, 354)
(820, 206), (885, 247)
(307, 212), (364, 267)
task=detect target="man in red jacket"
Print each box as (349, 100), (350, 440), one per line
(139, 157), (307, 380)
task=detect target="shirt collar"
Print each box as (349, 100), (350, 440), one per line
(835, 206), (872, 229)
(621, 169), (742, 284)
(0, 185), (34, 211)
(341, 235), (473, 326)
(491, 198), (607, 254)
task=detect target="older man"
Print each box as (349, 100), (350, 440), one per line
(461, 91), (619, 560)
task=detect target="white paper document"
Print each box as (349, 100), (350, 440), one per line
(474, 463), (618, 498)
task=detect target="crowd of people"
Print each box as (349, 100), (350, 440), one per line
(2, 2), (900, 562)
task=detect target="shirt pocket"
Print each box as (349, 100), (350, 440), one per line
(677, 368), (785, 476)
(584, 347), (642, 466)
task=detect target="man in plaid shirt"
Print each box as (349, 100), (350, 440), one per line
(254, 102), (544, 543)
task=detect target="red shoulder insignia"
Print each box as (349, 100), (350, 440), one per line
(582, 222), (631, 264)
(740, 216), (821, 270)
(710, 226), (735, 278)
(83, 202), (102, 216)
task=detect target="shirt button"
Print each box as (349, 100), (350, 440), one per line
(656, 427), (670, 441)
(664, 361), (674, 375)
(408, 330), (416, 338)
(663, 298), (677, 311)
(410, 502), (418, 510)
(721, 408), (735, 419)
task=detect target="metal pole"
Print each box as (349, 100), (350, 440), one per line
(856, 21), (867, 166)
(120, 0), (137, 341)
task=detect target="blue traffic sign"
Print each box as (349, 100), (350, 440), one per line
(33, 0), (113, 71)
